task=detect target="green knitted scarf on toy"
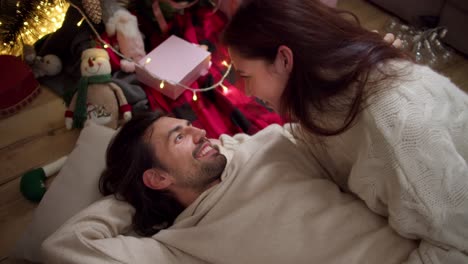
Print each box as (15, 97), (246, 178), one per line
(64, 74), (112, 128)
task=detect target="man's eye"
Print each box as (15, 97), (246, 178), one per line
(175, 134), (183, 143)
(240, 75), (250, 79)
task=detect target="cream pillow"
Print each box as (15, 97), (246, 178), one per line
(11, 123), (115, 263)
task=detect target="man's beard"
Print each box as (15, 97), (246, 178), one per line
(171, 154), (227, 193)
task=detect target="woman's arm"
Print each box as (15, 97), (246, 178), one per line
(352, 66), (468, 263)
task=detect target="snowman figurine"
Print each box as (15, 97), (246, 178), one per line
(65, 48), (132, 129)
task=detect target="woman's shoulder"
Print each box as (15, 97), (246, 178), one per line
(362, 59), (467, 137)
(373, 59), (451, 91)
(367, 59), (467, 112)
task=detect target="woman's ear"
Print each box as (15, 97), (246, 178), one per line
(274, 45), (294, 74)
(143, 169), (173, 190)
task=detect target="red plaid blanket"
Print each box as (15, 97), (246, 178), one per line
(112, 5), (283, 138)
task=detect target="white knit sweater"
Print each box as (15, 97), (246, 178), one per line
(295, 60), (468, 263)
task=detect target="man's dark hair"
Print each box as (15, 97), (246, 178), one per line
(99, 111), (185, 236)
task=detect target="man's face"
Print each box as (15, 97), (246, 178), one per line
(147, 117), (227, 192)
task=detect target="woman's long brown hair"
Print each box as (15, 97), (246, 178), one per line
(223, 0), (412, 136)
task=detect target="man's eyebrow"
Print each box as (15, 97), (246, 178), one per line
(167, 125), (182, 140)
(167, 120), (191, 140)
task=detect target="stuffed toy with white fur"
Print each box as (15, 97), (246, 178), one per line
(65, 48), (132, 129)
(23, 44), (63, 78)
(105, 8), (146, 72)
(81, 0), (146, 72)
(215, 0), (241, 19)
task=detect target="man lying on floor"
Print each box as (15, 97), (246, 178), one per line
(42, 111), (416, 264)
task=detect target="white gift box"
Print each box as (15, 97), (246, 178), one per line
(135, 35), (211, 100)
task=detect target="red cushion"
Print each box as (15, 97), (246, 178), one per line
(0, 55), (40, 118)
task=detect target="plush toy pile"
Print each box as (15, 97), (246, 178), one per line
(31, 0), (283, 138)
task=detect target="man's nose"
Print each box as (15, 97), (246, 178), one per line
(190, 126), (206, 143)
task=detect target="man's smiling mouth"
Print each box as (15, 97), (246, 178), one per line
(86, 65), (101, 74)
(193, 141), (219, 159)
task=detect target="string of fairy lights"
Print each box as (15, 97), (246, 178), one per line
(1, 0), (233, 101)
(140, 58), (232, 101)
(68, 0), (234, 101)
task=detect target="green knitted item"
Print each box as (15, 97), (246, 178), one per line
(20, 168), (47, 203)
(72, 74), (112, 128)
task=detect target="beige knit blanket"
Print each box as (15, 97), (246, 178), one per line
(42, 125), (417, 263)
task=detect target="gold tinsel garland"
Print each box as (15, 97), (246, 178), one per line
(0, 0), (69, 56)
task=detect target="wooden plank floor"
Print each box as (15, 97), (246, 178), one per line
(0, 0), (466, 263)
(0, 88), (79, 263)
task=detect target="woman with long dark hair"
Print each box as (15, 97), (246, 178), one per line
(223, 0), (468, 262)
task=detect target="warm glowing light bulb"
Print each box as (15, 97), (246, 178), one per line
(221, 83), (229, 94)
(103, 44), (108, 49)
(77, 17), (84, 27)
(145, 58), (151, 64)
(222, 60), (229, 67)
(193, 92), (198, 101)
(160, 80), (165, 89)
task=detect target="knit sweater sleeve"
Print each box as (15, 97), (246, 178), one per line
(41, 196), (174, 264)
(220, 123), (300, 145)
(349, 63), (468, 263)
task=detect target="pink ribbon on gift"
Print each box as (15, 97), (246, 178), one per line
(152, 0), (200, 33)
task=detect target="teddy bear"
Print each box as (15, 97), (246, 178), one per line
(65, 48), (132, 129)
(23, 44), (63, 78)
